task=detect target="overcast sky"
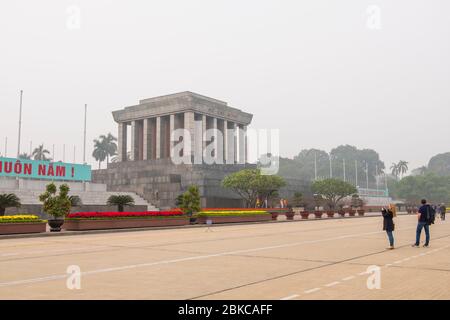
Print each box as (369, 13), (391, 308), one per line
(1, 0), (449, 171)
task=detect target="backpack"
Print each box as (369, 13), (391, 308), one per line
(426, 205), (436, 225)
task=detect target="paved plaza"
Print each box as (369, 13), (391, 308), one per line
(0, 214), (449, 300)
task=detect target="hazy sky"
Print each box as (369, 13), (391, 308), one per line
(1, 0), (449, 171)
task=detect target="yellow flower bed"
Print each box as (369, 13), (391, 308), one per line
(0, 215), (44, 223)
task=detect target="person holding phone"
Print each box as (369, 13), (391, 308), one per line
(381, 204), (396, 249)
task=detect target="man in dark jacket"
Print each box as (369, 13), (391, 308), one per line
(412, 199), (432, 247)
(382, 207), (395, 249)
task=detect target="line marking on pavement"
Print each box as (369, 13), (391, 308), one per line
(0, 228), (405, 288)
(304, 288), (321, 294)
(342, 276), (355, 281)
(358, 271), (368, 276)
(385, 263), (393, 267)
(324, 281), (340, 287)
(393, 260), (402, 264)
(280, 294), (299, 300)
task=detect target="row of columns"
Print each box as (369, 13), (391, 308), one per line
(117, 112), (247, 164)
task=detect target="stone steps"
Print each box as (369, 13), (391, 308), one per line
(0, 188), (157, 210)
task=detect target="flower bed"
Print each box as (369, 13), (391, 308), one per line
(66, 210), (183, 219)
(196, 210), (271, 224)
(64, 210), (188, 231)
(0, 215), (46, 235)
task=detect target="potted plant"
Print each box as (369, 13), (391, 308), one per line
(337, 202), (346, 217)
(0, 193), (22, 216)
(180, 185), (201, 224)
(39, 183), (71, 232)
(270, 211), (279, 221)
(107, 195), (135, 212)
(300, 211), (310, 219)
(326, 207), (335, 218)
(285, 207), (295, 220)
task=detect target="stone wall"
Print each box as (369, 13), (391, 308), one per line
(92, 159), (256, 209)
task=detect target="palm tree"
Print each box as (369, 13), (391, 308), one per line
(32, 144), (51, 161)
(92, 139), (107, 169)
(390, 163), (399, 179)
(99, 133), (117, 164)
(397, 160), (409, 179)
(107, 195), (135, 212)
(0, 193), (21, 216)
(18, 153), (31, 159)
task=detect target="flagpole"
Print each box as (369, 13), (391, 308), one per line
(83, 104), (87, 164)
(17, 90), (23, 158)
(343, 158), (346, 182)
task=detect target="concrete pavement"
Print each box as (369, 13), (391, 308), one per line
(0, 214), (449, 299)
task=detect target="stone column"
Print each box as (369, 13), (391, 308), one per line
(202, 114), (207, 161)
(228, 122), (237, 164)
(118, 122), (127, 162)
(238, 124), (245, 164)
(143, 119), (149, 160)
(212, 117), (218, 161)
(184, 111), (195, 162)
(169, 114), (175, 158)
(130, 120), (137, 161)
(156, 116), (161, 159)
(223, 120), (228, 164)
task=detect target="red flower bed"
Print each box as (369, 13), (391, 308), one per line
(67, 210), (183, 219)
(199, 208), (289, 211)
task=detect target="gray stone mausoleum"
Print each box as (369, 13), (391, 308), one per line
(92, 92), (256, 208)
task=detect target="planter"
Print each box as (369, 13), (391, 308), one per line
(357, 209), (365, 217)
(300, 212), (309, 219)
(196, 215), (271, 224)
(271, 213), (279, 221)
(48, 219), (65, 232)
(285, 212), (295, 221)
(338, 210), (346, 217)
(348, 210), (356, 217)
(63, 217), (190, 231)
(189, 217), (197, 225)
(0, 222), (46, 235)
(314, 211), (323, 219)
(326, 211), (335, 218)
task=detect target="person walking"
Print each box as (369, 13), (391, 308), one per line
(382, 205), (396, 249)
(440, 203), (446, 221)
(412, 199), (434, 248)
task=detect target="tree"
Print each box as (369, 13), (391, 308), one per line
(39, 183), (71, 218)
(69, 195), (82, 207)
(107, 195), (135, 212)
(99, 133), (118, 164)
(18, 153), (31, 159)
(222, 169), (286, 207)
(292, 192), (303, 207)
(92, 139), (108, 169)
(32, 144), (51, 161)
(92, 133), (118, 168)
(428, 152), (450, 176)
(311, 178), (357, 210)
(394, 174), (450, 204)
(397, 160), (409, 178)
(0, 193), (21, 216)
(411, 166), (427, 176)
(390, 163), (399, 179)
(180, 185), (201, 217)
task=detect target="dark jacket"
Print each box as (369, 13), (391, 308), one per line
(382, 209), (395, 232)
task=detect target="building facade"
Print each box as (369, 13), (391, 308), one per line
(93, 92), (255, 208)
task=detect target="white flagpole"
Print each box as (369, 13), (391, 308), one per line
(17, 90), (23, 158)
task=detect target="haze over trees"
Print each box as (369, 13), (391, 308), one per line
(278, 145), (385, 188)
